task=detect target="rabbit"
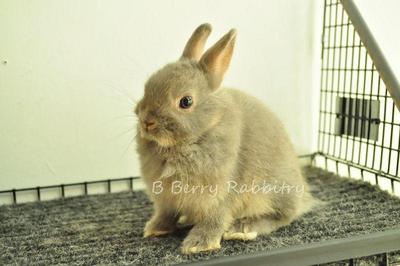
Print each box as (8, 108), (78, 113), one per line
(135, 23), (315, 254)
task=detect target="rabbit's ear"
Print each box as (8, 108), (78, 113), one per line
(181, 23), (212, 61)
(199, 29), (236, 89)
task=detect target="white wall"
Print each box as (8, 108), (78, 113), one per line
(0, 0), (320, 190)
(354, 0), (400, 79)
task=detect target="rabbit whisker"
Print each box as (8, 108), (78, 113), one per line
(113, 114), (138, 120)
(110, 126), (137, 141)
(120, 132), (138, 160)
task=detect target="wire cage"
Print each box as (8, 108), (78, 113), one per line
(1, 0), (400, 265)
(314, 0), (400, 197)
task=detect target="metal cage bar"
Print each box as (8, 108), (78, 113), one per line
(341, 0), (400, 112)
(0, 176), (139, 204)
(186, 229), (400, 266)
(316, 0), (400, 195)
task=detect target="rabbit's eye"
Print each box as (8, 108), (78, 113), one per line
(179, 96), (193, 109)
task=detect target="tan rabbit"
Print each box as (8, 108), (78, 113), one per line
(135, 23), (315, 254)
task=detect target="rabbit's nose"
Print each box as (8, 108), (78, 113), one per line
(144, 120), (157, 131)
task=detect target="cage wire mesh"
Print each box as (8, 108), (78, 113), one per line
(315, 0), (400, 195)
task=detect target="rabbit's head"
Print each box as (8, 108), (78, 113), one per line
(135, 24), (236, 147)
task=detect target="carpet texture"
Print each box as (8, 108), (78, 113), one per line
(1, 167), (400, 265)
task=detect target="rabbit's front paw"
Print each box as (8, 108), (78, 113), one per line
(181, 232), (221, 254)
(143, 216), (175, 238)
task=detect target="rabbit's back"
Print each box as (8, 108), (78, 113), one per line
(226, 88), (298, 170)
(220, 88), (311, 219)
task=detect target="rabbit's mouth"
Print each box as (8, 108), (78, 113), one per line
(140, 125), (178, 147)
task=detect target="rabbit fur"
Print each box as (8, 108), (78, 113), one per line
(135, 23), (315, 254)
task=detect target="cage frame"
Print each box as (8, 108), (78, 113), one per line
(1, 0), (400, 265)
(315, 0), (400, 198)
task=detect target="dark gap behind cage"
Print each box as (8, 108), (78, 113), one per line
(334, 97), (380, 140)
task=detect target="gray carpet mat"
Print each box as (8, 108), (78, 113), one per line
(1, 166), (400, 265)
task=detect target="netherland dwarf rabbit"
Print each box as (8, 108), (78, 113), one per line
(135, 23), (315, 254)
